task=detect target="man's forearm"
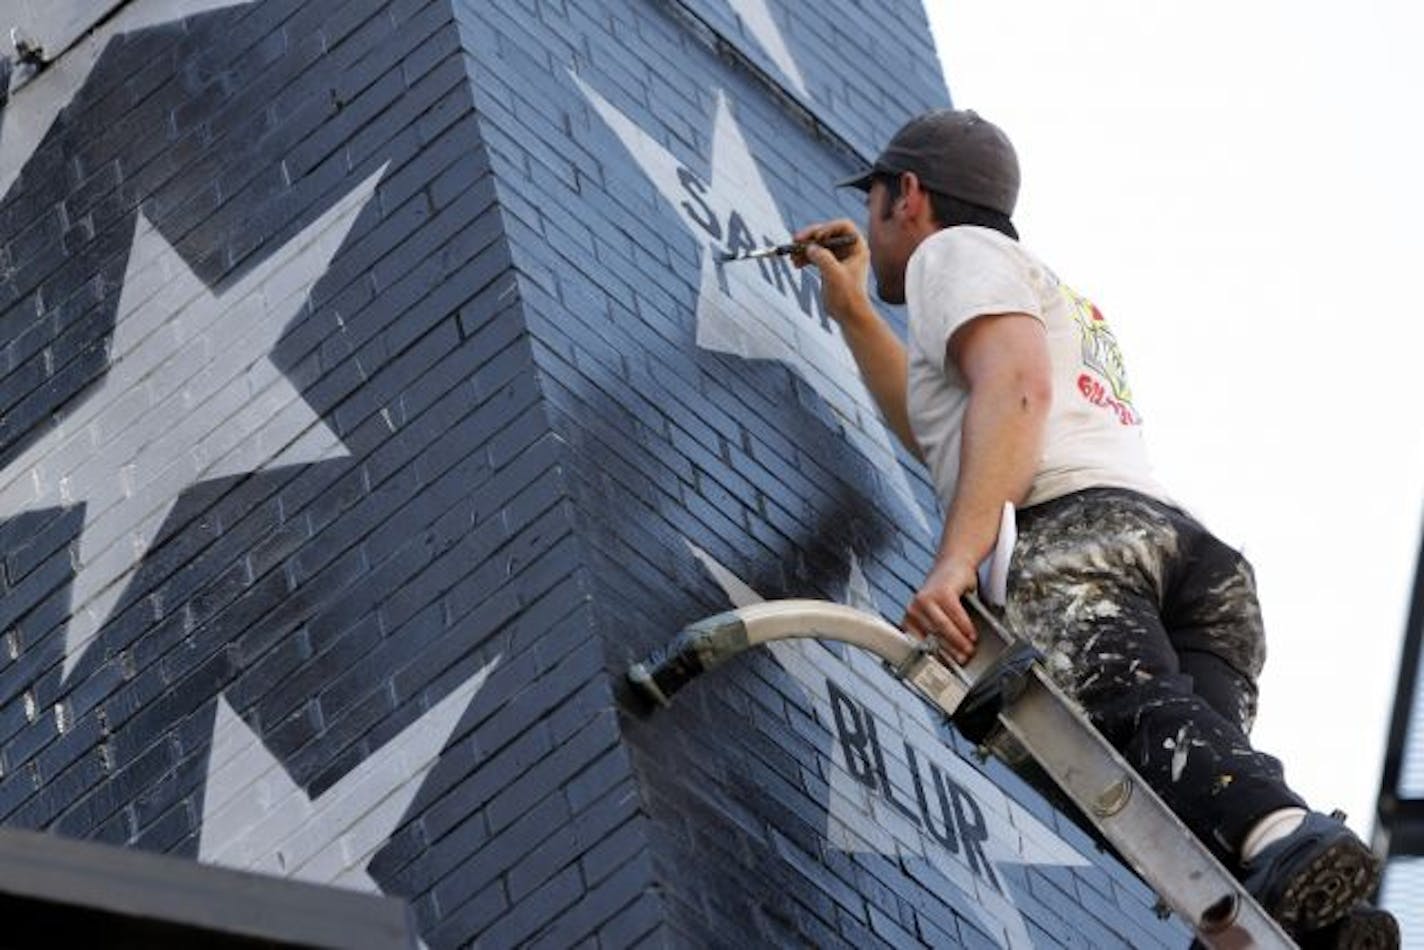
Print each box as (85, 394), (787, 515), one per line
(937, 375), (1048, 571)
(836, 298), (922, 460)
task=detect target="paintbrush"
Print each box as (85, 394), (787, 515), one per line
(719, 234), (857, 262)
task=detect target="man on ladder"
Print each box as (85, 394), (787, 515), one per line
(790, 108), (1398, 947)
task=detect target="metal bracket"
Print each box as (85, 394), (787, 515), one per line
(947, 638), (1044, 746)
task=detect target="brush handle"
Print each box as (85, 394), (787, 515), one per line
(801, 234), (858, 251)
(775, 234), (857, 256)
(723, 233), (858, 261)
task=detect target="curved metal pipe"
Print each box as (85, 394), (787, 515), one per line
(626, 599), (973, 717)
(627, 600), (903, 704)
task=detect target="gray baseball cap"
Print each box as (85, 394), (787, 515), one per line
(836, 109), (1020, 217)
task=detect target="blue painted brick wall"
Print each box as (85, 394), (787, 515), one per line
(0, 0), (641, 946)
(0, 0), (1194, 946)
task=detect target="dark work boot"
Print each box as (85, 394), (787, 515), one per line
(1297, 904), (1400, 950)
(1239, 811), (1381, 935)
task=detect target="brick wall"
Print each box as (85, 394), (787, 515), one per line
(0, 0), (1191, 946)
(0, 0), (632, 945)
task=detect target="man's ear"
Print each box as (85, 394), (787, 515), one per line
(899, 171), (927, 221)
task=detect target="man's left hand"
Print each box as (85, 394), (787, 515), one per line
(902, 558), (979, 665)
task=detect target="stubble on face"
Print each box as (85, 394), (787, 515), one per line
(866, 181), (907, 305)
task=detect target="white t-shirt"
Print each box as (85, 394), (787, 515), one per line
(904, 226), (1169, 511)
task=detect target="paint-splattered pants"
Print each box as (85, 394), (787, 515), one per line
(1005, 487), (1307, 864)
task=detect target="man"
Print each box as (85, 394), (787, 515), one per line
(792, 109), (1397, 946)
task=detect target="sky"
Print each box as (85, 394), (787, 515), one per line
(926, 1), (1424, 840)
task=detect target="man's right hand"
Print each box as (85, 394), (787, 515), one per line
(791, 219), (870, 326)
(788, 218), (922, 459)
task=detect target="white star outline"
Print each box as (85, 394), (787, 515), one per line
(201, 655), (500, 898)
(685, 539), (1092, 949)
(572, 73), (930, 534)
(0, 165), (387, 683)
(1, 0), (255, 202)
(728, 0), (808, 97)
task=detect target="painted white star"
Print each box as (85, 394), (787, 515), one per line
(1, 0), (254, 201)
(687, 540), (1090, 949)
(200, 656), (499, 889)
(0, 165), (386, 681)
(573, 74), (929, 533)
(727, 0), (808, 98)
(201, 655), (499, 950)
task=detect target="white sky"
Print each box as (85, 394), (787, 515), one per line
(927, 1), (1424, 839)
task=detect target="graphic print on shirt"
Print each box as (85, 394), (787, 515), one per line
(1061, 285), (1142, 426)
